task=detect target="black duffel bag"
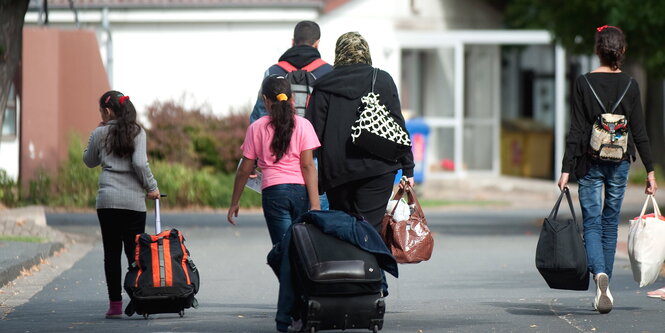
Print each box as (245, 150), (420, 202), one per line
(535, 187), (589, 290)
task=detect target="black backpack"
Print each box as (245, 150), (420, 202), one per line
(276, 59), (327, 117)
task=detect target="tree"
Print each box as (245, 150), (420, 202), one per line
(0, 0), (30, 137)
(504, 0), (665, 169)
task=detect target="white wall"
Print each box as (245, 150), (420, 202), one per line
(109, 23), (298, 121)
(0, 140), (20, 180)
(0, 98), (20, 180)
(25, 7), (319, 122)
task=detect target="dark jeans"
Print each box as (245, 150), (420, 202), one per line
(326, 172), (396, 232)
(578, 160), (630, 279)
(262, 184), (310, 245)
(97, 209), (146, 302)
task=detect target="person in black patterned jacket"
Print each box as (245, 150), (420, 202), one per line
(305, 31), (414, 232)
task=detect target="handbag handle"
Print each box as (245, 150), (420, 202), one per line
(387, 178), (425, 223)
(388, 186), (407, 216)
(549, 187), (577, 223)
(639, 195), (662, 218)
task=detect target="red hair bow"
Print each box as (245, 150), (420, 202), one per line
(597, 25), (609, 32)
(119, 96), (130, 104)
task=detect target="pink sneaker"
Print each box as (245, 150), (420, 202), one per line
(105, 300), (122, 319)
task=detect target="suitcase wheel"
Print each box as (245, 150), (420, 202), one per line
(143, 313), (149, 320)
(371, 324), (379, 333)
(179, 310), (185, 318)
(376, 299), (385, 315)
(310, 327), (316, 333)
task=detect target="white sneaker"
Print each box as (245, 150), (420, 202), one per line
(593, 273), (613, 314)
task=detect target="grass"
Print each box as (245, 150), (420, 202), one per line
(0, 235), (48, 243)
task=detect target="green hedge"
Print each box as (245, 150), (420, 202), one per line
(150, 161), (261, 208)
(0, 137), (261, 209)
(628, 163), (663, 186)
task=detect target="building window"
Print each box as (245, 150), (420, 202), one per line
(1, 84), (17, 140)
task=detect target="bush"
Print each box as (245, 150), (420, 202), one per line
(150, 161), (261, 208)
(26, 168), (51, 205)
(146, 100), (250, 174)
(629, 163), (663, 185)
(42, 136), (262, 209)
(52, 136), (100, 207)
(0, 169), (19, 207)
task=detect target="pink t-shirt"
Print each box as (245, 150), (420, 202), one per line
(241, 116), (321, 189)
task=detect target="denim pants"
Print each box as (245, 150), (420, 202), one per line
(313, 157), (329, 210)
(262, 184), (310, 245)
(578, 160), (630, 279)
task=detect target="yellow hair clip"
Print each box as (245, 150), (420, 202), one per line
(276, 93), (288, 102)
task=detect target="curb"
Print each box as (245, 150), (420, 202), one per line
(0, 206), (69, 288)
(0, 241), (65, 288)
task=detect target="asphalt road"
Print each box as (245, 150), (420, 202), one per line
(1, 209), (664, 333)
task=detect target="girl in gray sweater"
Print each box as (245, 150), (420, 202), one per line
(84, 90), (160, 318)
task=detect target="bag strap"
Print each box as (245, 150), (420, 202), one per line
(301, 58), (327, 72)
(639, 195), (662, 218)
(276, 61), (297, 73)
(371, 67), (378, 93)
(549, 187), (577, 223)
(387, 177), (425, 223)
(655, 196), (662, 217)
(583, 74), (633, 114)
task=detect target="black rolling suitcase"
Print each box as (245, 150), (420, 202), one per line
(124, 196), (200, 318)
(290, 222), (385, 333)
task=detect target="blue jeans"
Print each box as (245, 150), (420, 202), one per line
(262, 184), (310, 245)
(578, 160), (630, 279)
(313, 157), (329, 210)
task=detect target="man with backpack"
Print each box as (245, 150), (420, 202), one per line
(249, 20), (333, 122)
(248, 20), (333, 210)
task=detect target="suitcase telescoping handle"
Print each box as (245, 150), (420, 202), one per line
(155, 194), (167, 234)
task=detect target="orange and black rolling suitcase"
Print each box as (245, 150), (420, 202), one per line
(124, 196), (200, 318)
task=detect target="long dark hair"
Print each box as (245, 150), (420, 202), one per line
(261, 76), (294, 163)
(99, 90), (141, 157)
(595, 25), (626, 71)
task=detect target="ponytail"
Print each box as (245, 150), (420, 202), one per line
(99, 90), (141, 158)
(261, 76), (295, 163)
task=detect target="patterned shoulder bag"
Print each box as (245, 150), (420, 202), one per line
(351, 68), (412, 161)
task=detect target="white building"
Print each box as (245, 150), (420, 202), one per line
(14, 0), (570, 182)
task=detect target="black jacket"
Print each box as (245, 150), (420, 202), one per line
(305, 64), (415, 192)
(562, 72), (653, 178)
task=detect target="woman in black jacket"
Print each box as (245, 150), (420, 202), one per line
(305, 31), (414, 231)
(557, 25), (657, 314)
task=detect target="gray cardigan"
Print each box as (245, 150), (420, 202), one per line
(83, 121), (158, 212)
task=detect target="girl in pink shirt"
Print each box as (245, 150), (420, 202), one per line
(227, 75), (321, 245)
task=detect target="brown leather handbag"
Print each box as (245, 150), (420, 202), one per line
(380, 180), (434, 263)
